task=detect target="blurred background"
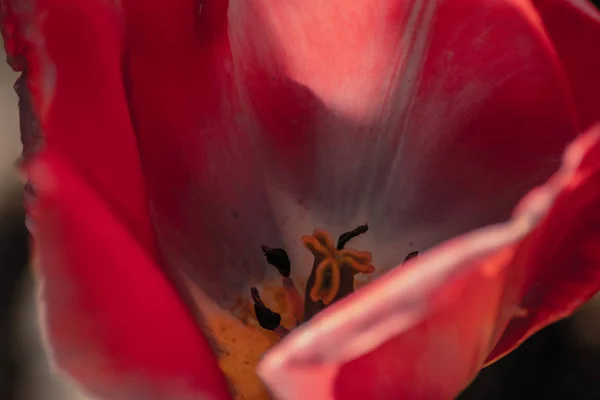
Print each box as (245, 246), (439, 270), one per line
(1, 3), (600, 399)
(0, 38), (85, 400)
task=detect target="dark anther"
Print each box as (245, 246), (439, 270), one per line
(251, 287), (282, 331)
(403, 251), (419, 263)
(336, 224), (369, 250)
(261, 245), (291, 277)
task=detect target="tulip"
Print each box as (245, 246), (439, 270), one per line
(2, 0), (600, 399)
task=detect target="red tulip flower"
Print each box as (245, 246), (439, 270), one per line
(2, 0), (600, 399)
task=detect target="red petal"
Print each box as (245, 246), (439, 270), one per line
(119, 0), (283, 303)
(12, 0), (156, 254)
(486, 124), (600, 363)
(532, 0), (600, 130)
(259, 234), (517, 399)
(258, 128), (600, 400)
(29, 154), (230, 399)
(3, 0), (230, 397)
(119, 0), (591, 307)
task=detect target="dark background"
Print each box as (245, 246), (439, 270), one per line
(1, 1), (599, 398)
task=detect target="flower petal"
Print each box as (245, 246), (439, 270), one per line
(29, 154), (231, 399)
(258, 127), (600, 400)
(120, 0), (589, 309)
(120, 0), (289, 304)
(532, 0), (600, 130)
(5, 0), (157, 254)
(486, 124), (600, 363)
(3, 0), (231, 397)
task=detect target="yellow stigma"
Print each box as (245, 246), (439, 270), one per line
(301, 229), (375, 305)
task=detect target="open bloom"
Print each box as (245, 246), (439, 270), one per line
(2, 0), (600, 399)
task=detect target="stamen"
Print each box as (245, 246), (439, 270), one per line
(260, 245), (291, 277)
(282, 276), (304, 323)
(337, 224), (369, 250)
(261, 245), (304, 323)
(274, 326), (290, 337)
(250, 287), (283, 332)
(403, 251), (419, 263)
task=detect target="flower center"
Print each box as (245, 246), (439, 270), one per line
(251, 224), (419, 335)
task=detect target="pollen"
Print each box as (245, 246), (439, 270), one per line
(179, 275), (283, 400)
